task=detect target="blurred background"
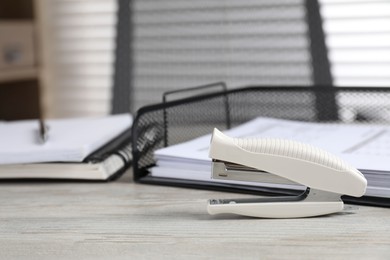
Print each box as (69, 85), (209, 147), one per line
(0, 0), (389, 120)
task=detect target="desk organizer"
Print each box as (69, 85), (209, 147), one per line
(131, 83), (390, 207)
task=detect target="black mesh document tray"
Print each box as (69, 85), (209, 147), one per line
(131, 83), (390, 207)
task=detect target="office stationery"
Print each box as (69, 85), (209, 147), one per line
(152, 117), (390, 199)
(0, 114), (132, 165)
(132, 84), (390, 207)
(207, 128), (366, 218)
(0, 127), (132, 180)
(150, 117), (390, 197)
(38, 118), (49, 144)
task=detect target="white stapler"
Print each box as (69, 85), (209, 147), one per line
(207, 128), (367, 218)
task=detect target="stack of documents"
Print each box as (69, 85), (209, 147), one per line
(0, 114), (133, 180)
(151, 117), (390, 198)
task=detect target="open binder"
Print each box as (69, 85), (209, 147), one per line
(131, 83), (390, 207)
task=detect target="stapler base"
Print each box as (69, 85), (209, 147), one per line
(207, 188), (343, 218)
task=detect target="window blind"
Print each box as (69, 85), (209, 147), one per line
(37, 0), (118, 118)
(320, 0), (390, 87)
(131, 0), (313, 110)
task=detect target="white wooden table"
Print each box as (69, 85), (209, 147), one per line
(1, 170), (389, 259)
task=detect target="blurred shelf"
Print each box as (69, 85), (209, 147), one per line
(0, 0), (40, 120)
(0, 67), (38, 83)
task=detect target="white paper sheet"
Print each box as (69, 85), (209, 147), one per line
(152, 117), (390, 198)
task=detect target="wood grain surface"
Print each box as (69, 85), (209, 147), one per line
(0, 170), (389, 259)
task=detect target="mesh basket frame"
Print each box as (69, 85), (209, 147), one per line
(131, 85), (390, 207)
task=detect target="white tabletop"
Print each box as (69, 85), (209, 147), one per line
(0, 171), (389, 259)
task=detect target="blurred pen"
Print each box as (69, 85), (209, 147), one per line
(39, 118), (49, 144)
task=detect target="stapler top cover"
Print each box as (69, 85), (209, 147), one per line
(209, 128), (367, 198)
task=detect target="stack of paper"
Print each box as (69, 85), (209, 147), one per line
(0, 114), (133, 180)
(151, 117), (390, 198)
